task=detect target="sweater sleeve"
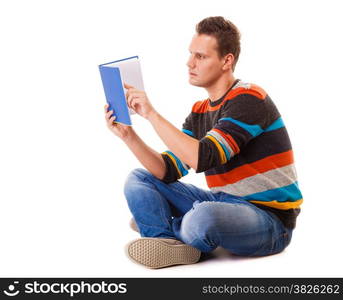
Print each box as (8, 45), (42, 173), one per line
(196, 92), (279, 173)
(160, 111), (194, 183)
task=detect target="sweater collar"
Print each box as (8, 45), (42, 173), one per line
(208, 79), (240, 107)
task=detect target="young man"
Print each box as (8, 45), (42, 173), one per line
(104, 16), (303, 269)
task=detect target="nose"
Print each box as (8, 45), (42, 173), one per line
(187, 55), (195, 69)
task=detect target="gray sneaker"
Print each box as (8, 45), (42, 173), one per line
(126, 237), (201, 269)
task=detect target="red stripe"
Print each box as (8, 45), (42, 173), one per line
(211, 128), (240, 154)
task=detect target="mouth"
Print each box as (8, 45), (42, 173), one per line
(189, 72), (197, 76)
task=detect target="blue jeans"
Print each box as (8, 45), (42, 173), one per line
(124, 168), (293, 256)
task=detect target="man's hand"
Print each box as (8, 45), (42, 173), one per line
(104, 104), (133, 141)
(124, 83), (157, 120)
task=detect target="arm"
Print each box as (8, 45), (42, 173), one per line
(125, 84), (199, 170)
(123, 128), (166, 179)
(147, 111), (199, 170)
(104, 104), (166, 179)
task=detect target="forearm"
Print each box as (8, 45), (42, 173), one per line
(148, 111), (199, 170)
(123, 128), (166, 179)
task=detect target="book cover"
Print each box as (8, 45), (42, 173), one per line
(99, 56), (145, 126)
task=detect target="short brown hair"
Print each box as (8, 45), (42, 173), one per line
(196, 16), (241, 71)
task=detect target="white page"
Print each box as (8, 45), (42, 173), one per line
(106, 58), (144, 89)
(106, 57), (144, 114)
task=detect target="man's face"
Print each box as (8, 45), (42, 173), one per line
(187, 34), (226, 88)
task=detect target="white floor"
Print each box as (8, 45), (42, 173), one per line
(2, 198), (342, 278)
(100, 210), (343, 278)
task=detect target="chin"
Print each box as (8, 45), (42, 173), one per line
(188, 78), (203, 87)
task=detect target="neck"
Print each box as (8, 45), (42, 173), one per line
(206, 74), (236, 102)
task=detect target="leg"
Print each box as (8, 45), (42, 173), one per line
(123, 168), (216, 238)
(124, 168), (213, 268)
(179, 197), (293, 256)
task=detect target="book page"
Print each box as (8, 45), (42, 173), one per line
(107, 58), (144, 114)
(107, 58), (144, 90)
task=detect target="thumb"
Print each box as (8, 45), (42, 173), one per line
(124, 82), (134, 89)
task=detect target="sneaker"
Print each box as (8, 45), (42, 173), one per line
(126, 238), (201, 269)
(129, 218), (139, 233)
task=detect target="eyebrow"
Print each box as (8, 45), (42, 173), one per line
(189, 50), (207, 56)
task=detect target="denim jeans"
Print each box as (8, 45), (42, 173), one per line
(124, 168), (293, 256)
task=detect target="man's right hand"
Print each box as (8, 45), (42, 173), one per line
(104, 104), (133, 141)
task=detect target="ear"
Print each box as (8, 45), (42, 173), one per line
(222, 53), (235, 71)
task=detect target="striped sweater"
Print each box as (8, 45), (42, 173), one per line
(161, 79), (303, 229)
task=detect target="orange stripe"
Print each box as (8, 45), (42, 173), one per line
(206, 101), (226, 112)
(212, 128), (240, 154)
(206, 150), (294, 187)
(192, 85), (267, 114)
(226, 86), (267, 101)
(249, 198), (303, 210)
(198, 88), (259, 112)
(192, 100), (209, 113)
(250, 84), (267, 99)
(162, 152), (182, 178)
(206, 135), (227, 163)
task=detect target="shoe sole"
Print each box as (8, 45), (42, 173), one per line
(127, 238), (201, 269)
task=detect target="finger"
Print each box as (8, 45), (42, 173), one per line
(104, 104), (109, 113)
(124, 82), (134, 90)
(127, 94), (133, 108)
(125, 88), (134, 102)
(108, 117), (117, 128)
(127, 95), (138, 109)
(126, 89), (142, 100)
(125, 88), (142, 104)
(130, 99), (136, 111)
(128, 92), (143, 98)
(109, 115), (117, 124)
(105, 110), (114, 120)
(127, 93), (141, 108)
(106, 110), (113, 118)
(131, 99), (139, 111)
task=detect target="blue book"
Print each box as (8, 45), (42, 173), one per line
(99, 56), (145, 126)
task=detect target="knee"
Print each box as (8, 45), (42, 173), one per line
(180, 201), (259, 241)
(124, 168), (155, 209)
(178, 202), (222, 252)
(180, 202), (220, 242)
(125, 168), (151, 181)
(124, 168), (151, 193)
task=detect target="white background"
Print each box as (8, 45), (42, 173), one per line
(1, 0), (342, 277)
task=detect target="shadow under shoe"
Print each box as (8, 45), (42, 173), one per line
(126, 238), (201, 269)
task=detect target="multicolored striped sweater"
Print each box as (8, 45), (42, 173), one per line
(161, 79), (303, 229)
